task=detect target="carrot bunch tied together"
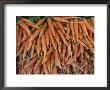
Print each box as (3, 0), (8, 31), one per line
(16, 16), (94, 74)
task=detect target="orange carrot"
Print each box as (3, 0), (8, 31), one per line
(74, 18), (79, 42)
(22, 30), (27, 42)
(34, 58), (42, 74)
(21, 18), (39, 29)
(50, 53), (55, 72)
(17, 27), (23, 48)
(66, 22), (70, 35)
(54, 50), (62, 69)
(83, 19), (94, 33)
(57, 29), (68, 46)
(47, 17), (56, 37)
(62, 45), (67, 59)
(16, 42), (25, 57)
(70, 20), (75, 42)
(16, 24), (20, 43)
(48, 28), (57, 50)
(79, 21), (89, 36)
(42, 47), (53, 64)
(47, 58), (51, 72)
(43, 63), (48, 74)
(23, 57), (37, 71)
(45, 29), (50, 47)
(56, 21), (66, 34)
(36, 18), (45, 26)
(53, 17), (69, 23)
(41, 34), (47, 57)
(17, 20), (31, 35)
(31, 40), (35, 58)
(36, 38), (41, 58)
(38, 23), (47, 39)
(29, 29), (39, 41)
(90, 17), (94, 26)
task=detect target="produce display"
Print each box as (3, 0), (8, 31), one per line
(16, 16), (94, 74)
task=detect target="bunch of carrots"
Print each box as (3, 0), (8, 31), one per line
(16, 16), (94, 74)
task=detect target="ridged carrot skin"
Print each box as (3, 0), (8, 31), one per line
(41, 34), (47, 57)
(45, 29), (50, 47)
(54, 50), (62, 69)
(38, 23), (47, 39)
(42, 47), (53, 64)
(16, 24), (20, 43)
(36, 38), (41, 58)
(21, 18), (39, 29)
(53, 17), (69, 23)
(48, 28), (57, 50)
(90, 17), (94, 26)
(56, 21), (66, 34)
(17, 27), (23, 48)
(29, 29), (39, 41)
(47, 17), (56, 37)
(16, 42), (25, 57)
(17, 20), (31, 35)
(43, 63), (48, 74)
(79, 21), (89, 36)
(70, 20), (75, 42)
(57, 29), (68, 46)
(83, 19), (94, 33)
(74, 19), (79, 42)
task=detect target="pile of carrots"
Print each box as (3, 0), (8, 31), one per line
(16, 16), (94, 74)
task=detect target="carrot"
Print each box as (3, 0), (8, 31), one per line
(34, 58), (42, 74)
(70, 20), (75, 42)
(36, 38), (41, 58)
(57, 29), (68, 46)
(53, 17), (69, 23)
(31, 40), (35, 58)
(79, 20), (89, 36)
(17, 20), (31, 35)
(48, 28), (57, 50)
(23, 57), (37, 71)
(62, 45), (67, 59)
(42, 47), (53, 64)
(45, 29), (50, 47)
(47, 58), (51, 72)
(17, 42), (25, 57)
(84, 50), (89, 59)
(17, 26), (23, 48)
(83, 19), (94, 33)
(54, 50), (62, 69)
(21, 18), (39, 29)
(22, 30), (27, 42)
(67, 42), (72, 57)
(38, 22), (47, 39)
(36, 18), (46, 26)
(56, 21), (66, 34)
(77, 39), (88, 49)
(16, 24), (20, 43)
(58, 44), (62, 55)
(47, 17), (56, 37)
(66, 22), (70, 35)
(53, 21), (58, 29)
(26, 39), (33, 51)
(43, 63), (48, 74)
(74, 18), (79, 42)
(32, 18), (46, 30)
(29, 29), (39, 41)
(41, 34), (47, 57)
(90, 17), (94, 26)
(54, 31), (61, 45)
(50, 53), (55, 72)
(61, 16), (75, 20)
(52, 66), (57, 74)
